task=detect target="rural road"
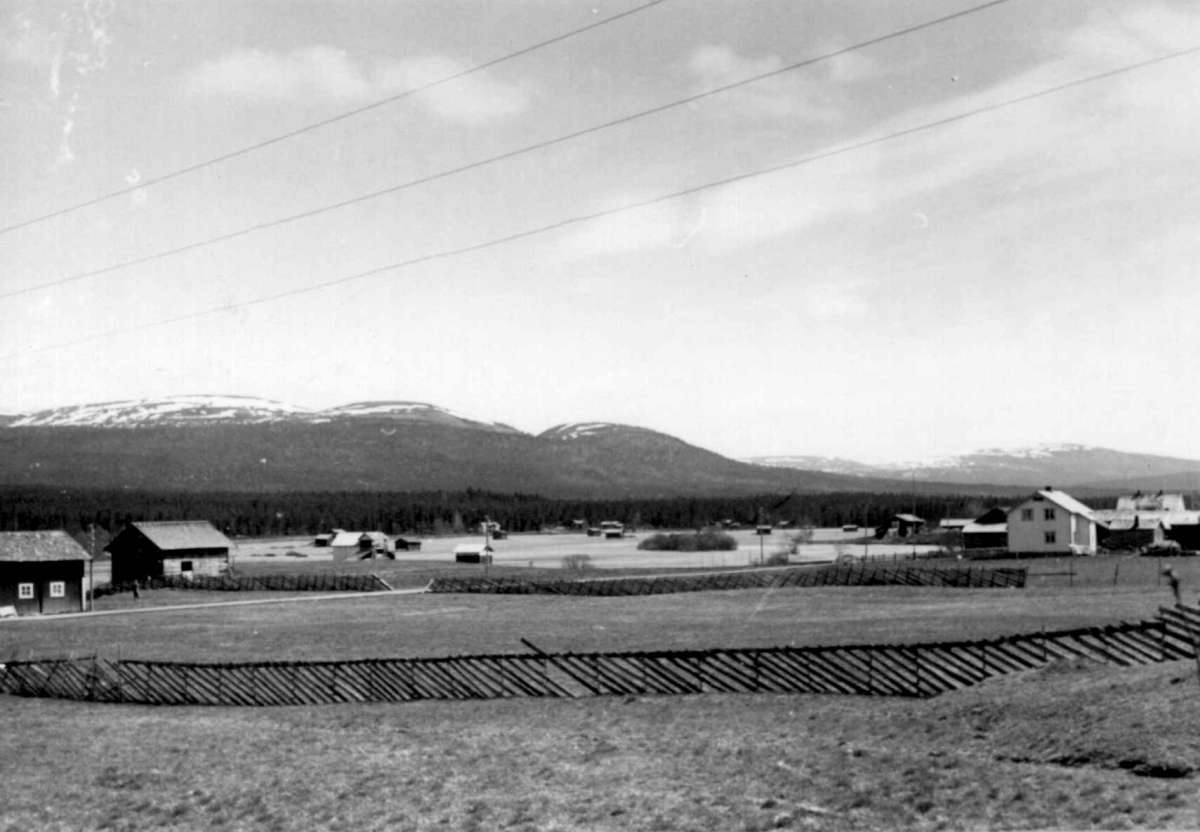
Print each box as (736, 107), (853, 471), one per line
(0, 587), (429, 622)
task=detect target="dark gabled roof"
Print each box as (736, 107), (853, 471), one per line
(0, 531), (91, 562)
(124, 521), (231, 552)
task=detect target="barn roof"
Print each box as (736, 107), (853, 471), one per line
(128, 521), (230, 551)
(894, 514), (924, 523)
(0, 531), (91, 562)
(963, 521), (1007, 535)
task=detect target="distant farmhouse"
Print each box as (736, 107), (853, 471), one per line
(331, 530), (394, 562)
(1093, 491), (1200, 550)
(1006, 489), (1098, 555)
(0, 531), (91, 615)
(106, 520), (232, 584)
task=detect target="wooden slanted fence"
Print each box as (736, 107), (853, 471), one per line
(93, 572), (390, 598)
(4, 608), (1196, 707)
(428, 563), (1027, 596)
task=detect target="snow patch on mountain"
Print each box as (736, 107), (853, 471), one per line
(11, 395), (310, 427)
(540, 422), (622, 440)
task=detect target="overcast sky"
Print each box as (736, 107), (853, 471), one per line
(2, 0), (1198, 463)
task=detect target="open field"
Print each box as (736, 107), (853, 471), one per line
(229, 529), (941, 571)
(3, 659), (1199, 831)
(6, 555), (1200, 830)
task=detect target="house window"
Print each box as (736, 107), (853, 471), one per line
(49, 581), (65, 598)
(1044, 508), (1056, 521)
(17, 583), (34, 600)
(180, 561), (193, 572)
(1020, 509), (1034, 521)
(1044, 531), (1057, 545)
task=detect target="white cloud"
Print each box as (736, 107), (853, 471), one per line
(683, 44), (843, 122)
(184, 46), (530, 125)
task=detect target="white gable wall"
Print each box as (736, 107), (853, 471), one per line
(1008, 494), (1096, 554)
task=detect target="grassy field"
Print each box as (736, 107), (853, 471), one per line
(4, 554), (1200, 830)
(2, 659), (1198, 831)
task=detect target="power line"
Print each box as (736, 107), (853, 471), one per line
(1, 0), (1020, 302)
(6, 43), (1197, 364)
(0, 0), (670, 237)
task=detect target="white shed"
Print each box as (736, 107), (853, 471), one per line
(1007, 489), (1097, 555)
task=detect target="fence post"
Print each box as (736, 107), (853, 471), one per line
(1112, 561), (1120, 589)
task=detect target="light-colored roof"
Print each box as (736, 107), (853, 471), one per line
(1116, 493), (1187, 512)
(963, 522), (1007, 535)
(938, 518), (972, 529)
(129, 521), (230, 551)
(1015, 489), (1096, 521)
(894, 514), (924, 523)
(0, 531), (91, 562)
(331, 531), (365, 547)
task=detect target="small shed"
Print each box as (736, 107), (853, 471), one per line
(600, 521), (625, 539)
(892, 514), (925, 538)
(0, 531), (91, 615)
(454, 543), (494, 563)
(313, 533), (334, 547)
(106, 521), (231, 584)
(331, 531), (393, 562)
(394, 537), (423, 552)
(963, 507), (1009, 551)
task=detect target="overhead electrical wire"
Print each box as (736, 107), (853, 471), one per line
(0, 0), (1019, 302)
(5, 42), (1197, 364)
(0, 0), (671, 236)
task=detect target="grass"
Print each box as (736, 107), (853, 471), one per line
(3, 580), (1184, 663)
(2, 659), (1199, 831)
(5, 555), (1200, 830)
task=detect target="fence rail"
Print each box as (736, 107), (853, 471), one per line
(428, 564), (1027, 596)
(3, 612), (1191, 707)
(93, 573), (390, 598)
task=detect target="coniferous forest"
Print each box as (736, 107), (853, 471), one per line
(0, 485), (1049, 539)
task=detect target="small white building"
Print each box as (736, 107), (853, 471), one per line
(331, 531), (393, 562)
(1007, 489), (1097, 555)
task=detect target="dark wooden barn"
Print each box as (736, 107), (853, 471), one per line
(962, 507), (1009, 551)
(106, 520), (232, 584)
(0, 531), (91, 616)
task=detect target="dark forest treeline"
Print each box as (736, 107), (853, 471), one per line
(0, 485), (1059, 539)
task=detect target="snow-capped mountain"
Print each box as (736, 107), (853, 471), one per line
(7, 395), (516, 433)
(746, 443), (1200, 488)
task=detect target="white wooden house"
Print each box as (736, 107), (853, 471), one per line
(1006, 489), (1097, 555)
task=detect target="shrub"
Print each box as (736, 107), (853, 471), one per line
(561, 554), (593, 571)
(637, 531), (738, 552)
(763, 549), (791, 566)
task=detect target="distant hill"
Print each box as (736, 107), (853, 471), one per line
(747, 444), (1200, 490)
(0, 396), (914, 498)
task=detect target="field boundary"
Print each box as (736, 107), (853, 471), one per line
(427, 563), (1027, 595)
(4, 607), (1196, 707)
(93, 572), (390, 597)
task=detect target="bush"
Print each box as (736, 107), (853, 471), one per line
(637, 531), (738, 552)
(763, 549), (791, 566)
(561, 554), (593, 571)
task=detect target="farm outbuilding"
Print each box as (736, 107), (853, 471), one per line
(106, 521), (231, 585)
(1007, 489), (1097, 555)
(454, 543), (494, 563)
(1093, 492), (1200, 551)
(963, 507), (1009, 551)
(394, 537), (422, 552)
(0, 531), (91, 615)
(331, 531), (393, 562)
